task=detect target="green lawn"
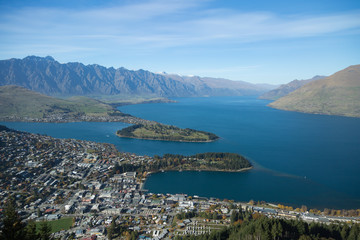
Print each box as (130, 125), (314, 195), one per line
(36, 217), (73, 233)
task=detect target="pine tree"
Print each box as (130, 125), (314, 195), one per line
(347, 224), (360, 240)
(38, 220), (52, 240)
(340, 224), (350, 240)
(1, 197), (25, 240)
(107, 217), (117, 240)
(230, 210), (239, 224)
(37, 208), (42, 217)
(24, 220), (39, 240)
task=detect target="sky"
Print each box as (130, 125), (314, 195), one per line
(0, 0), (359, 84)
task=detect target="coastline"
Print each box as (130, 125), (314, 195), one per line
(116, 133), (219, 143)
(143, 166), (253, 177)
(140, 167), (253, 191)
(109, 98), (177, 107)
(267, 104), (360, 118)
(0, 115), (152, 124)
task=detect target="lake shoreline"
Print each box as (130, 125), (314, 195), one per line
(116, 133), (219, 143)
(3, 96), (360, 209)
(141, 166), (254, 190)
(0, 115), (148, 124)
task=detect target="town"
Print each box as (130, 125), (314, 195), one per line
(0, 125), (359, 240)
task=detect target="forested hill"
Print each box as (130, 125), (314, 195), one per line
(154, 152), (252, 171)
(112, 152), (252, 174)
(116, 123), (219, 142)
(0, 56), (274, 98)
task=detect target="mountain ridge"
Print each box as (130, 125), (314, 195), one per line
(269, 65), (360, 117)
(259, 75), (326, 100)
(0, 56), (275, 98)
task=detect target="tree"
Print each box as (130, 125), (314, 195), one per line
(107, 217), (117, 240)
(230, 210), (239, 224)
(37, 208), (42, 217)
(340, 224), (350, 240)
(298, 235), (312, 240)
(39, 220), (52, 240)
(301, 205), (308, 212)
(1, 197), (25, 240)
(130, 231), (138, 240)
(271, 221), (283, 240)
(24, 220), (39, 240)
(347, 224), (360, 240)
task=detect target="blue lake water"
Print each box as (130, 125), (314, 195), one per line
(2, 96), (360, 209)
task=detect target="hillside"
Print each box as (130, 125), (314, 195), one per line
(0, 85), (140, 123)
(112, 152), (252, 173)
(269, 65), (360, 117)
(0, 56), (275, 98)
(259, 75), (325, 100)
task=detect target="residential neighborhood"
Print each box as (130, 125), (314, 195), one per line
(0, 127), (359, 239)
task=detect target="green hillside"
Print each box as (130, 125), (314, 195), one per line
(259, 76), (325, 100)
(0, 85), (128, 121)
(269, 65), (360, 117)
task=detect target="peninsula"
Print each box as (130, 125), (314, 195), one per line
(112, 152), (252, 175)
(0, 85), (146, 124)
(116, 123), (219, 142)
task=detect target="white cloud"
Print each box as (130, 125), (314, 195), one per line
(175, 10), (360, 42)
(76, 0), (204, 21)
(0, 0), (359, 53)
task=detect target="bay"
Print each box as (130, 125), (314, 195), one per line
(2, 96), (360, 209)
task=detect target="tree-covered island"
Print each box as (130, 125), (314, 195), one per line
(116, 123), (219, 142)
(112, 152), (252, 175)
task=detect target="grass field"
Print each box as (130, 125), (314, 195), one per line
(36, 217), (73, 233)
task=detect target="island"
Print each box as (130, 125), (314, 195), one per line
(116, 123), (219, 142)
(112, 152), (252, 175)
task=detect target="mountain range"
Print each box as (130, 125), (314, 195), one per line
(269, 65), (360, 117)
(1, 56), (358, 118)
(0, 56), (275, 98)
(259, 75), (326, 100)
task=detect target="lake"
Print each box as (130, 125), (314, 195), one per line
(2, 96), (360, 209)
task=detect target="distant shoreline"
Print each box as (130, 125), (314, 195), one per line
(0, 115), (150, 124)
(116, 133), (218, 143)
(109, 98), (176, 107)
(147, 166), (253, 175)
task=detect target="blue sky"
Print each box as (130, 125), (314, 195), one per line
(0, 0), (359, 84)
